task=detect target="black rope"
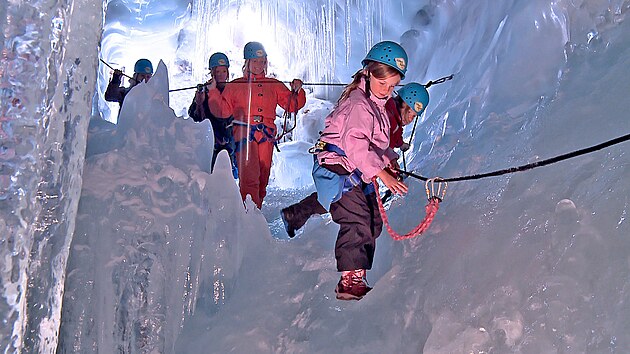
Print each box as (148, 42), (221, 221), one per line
(99, 58), (134, 81)
(168, 74), (456, 93)
(382, 74), (454, 203)
(424, 74), (454, 89)
(400, 74), (453, 170)
(402, 106), (420, 171)
(170, 85), (200, 92)
(99, 57), (455, 93)
(168, 80), (347, 92)
(397, 132), (630, 183)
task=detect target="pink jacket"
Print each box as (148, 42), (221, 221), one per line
(317, 78), (398, 182)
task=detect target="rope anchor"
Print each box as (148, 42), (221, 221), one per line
(373, 176), (444, 241)
(425, 177), (447, 202)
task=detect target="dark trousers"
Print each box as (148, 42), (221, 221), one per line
(211, 143), (238, 179)
(283, 192), (328, 230)
(330, 184), (383, 271)
(282, 163), (348, 230)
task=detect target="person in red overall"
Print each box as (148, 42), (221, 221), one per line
(280, 82), (429, 238)
(206, 42), (306, 208)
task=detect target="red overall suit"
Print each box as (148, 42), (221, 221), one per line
(207, 73), (306, 208)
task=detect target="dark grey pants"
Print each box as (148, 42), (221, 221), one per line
(330, 184), (383, 271)
(282, 192), (327, 230)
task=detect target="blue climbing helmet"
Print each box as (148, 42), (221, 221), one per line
(208, 52), (230, 69)
(134, 59), (153, 74)
(397, 82), (429, 115)
(243, 41), (267, 59)
(362, 41), (408, 79)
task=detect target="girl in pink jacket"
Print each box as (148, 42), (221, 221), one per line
(312, 41), (410, 300)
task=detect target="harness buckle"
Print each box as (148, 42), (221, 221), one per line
(253, 115), (263, 123)
(347, 171), (362, 187)
(308, 140), (327, 154)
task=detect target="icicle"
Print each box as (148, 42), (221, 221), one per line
(345, 0), (351, 65)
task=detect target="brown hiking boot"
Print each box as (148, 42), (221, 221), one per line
(334, 270), (372, 300)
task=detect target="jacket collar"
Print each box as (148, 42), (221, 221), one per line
(359, 77), (389, 108)
(246, 72), (267, 81)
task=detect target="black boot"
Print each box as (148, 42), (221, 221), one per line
(280, 207), (298, 238)
(281, 192), (327, 238)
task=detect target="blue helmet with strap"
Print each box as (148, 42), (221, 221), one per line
(397, 82), (429, 115)
(208, 52), (230, 69)
(243, 41), (267, 59)
(362, 41), (408, 79)
(134, 59), (153, 74)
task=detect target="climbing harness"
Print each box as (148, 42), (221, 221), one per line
(233, 120), (278, 152)
(309, 141), (378, 210)
(373, 177), (447, 241)
(309, 141), (374, 192)
(397, 132), (630, 183)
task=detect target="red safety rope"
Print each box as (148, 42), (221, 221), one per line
(372, 177), (446, 241)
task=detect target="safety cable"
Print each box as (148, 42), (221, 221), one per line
(378, 130), (628, 240)
(99, 58), (134, 81)
(424, 74), (454, 88)
(401, 110), (419, 171)
(98, 58), (456, 93)
(396, 132), (630, 183)
(169, 80), (345, 92)
(168, 74), (455, 93)
(401, 74), (454, 170)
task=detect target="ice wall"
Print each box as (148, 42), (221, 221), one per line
(0, 1), (102, 353)
(57, 62), (273, 352)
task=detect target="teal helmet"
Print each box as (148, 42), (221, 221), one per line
(134, 59), (153, 74)
(362, 41), (408, 79)
(208, 52), (230, 69)
(397, 82), (429, 115)
(243, 41), (267, 59)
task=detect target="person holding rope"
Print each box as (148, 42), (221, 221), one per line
(206, 41), (306, 209)
(188, 52), (238, 178)
(105, 58), (154, 109)
(280, 82), (429, 238)
(304, 41), (418, 300)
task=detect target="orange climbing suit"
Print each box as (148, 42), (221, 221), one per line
(207, 73), (306, 208)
